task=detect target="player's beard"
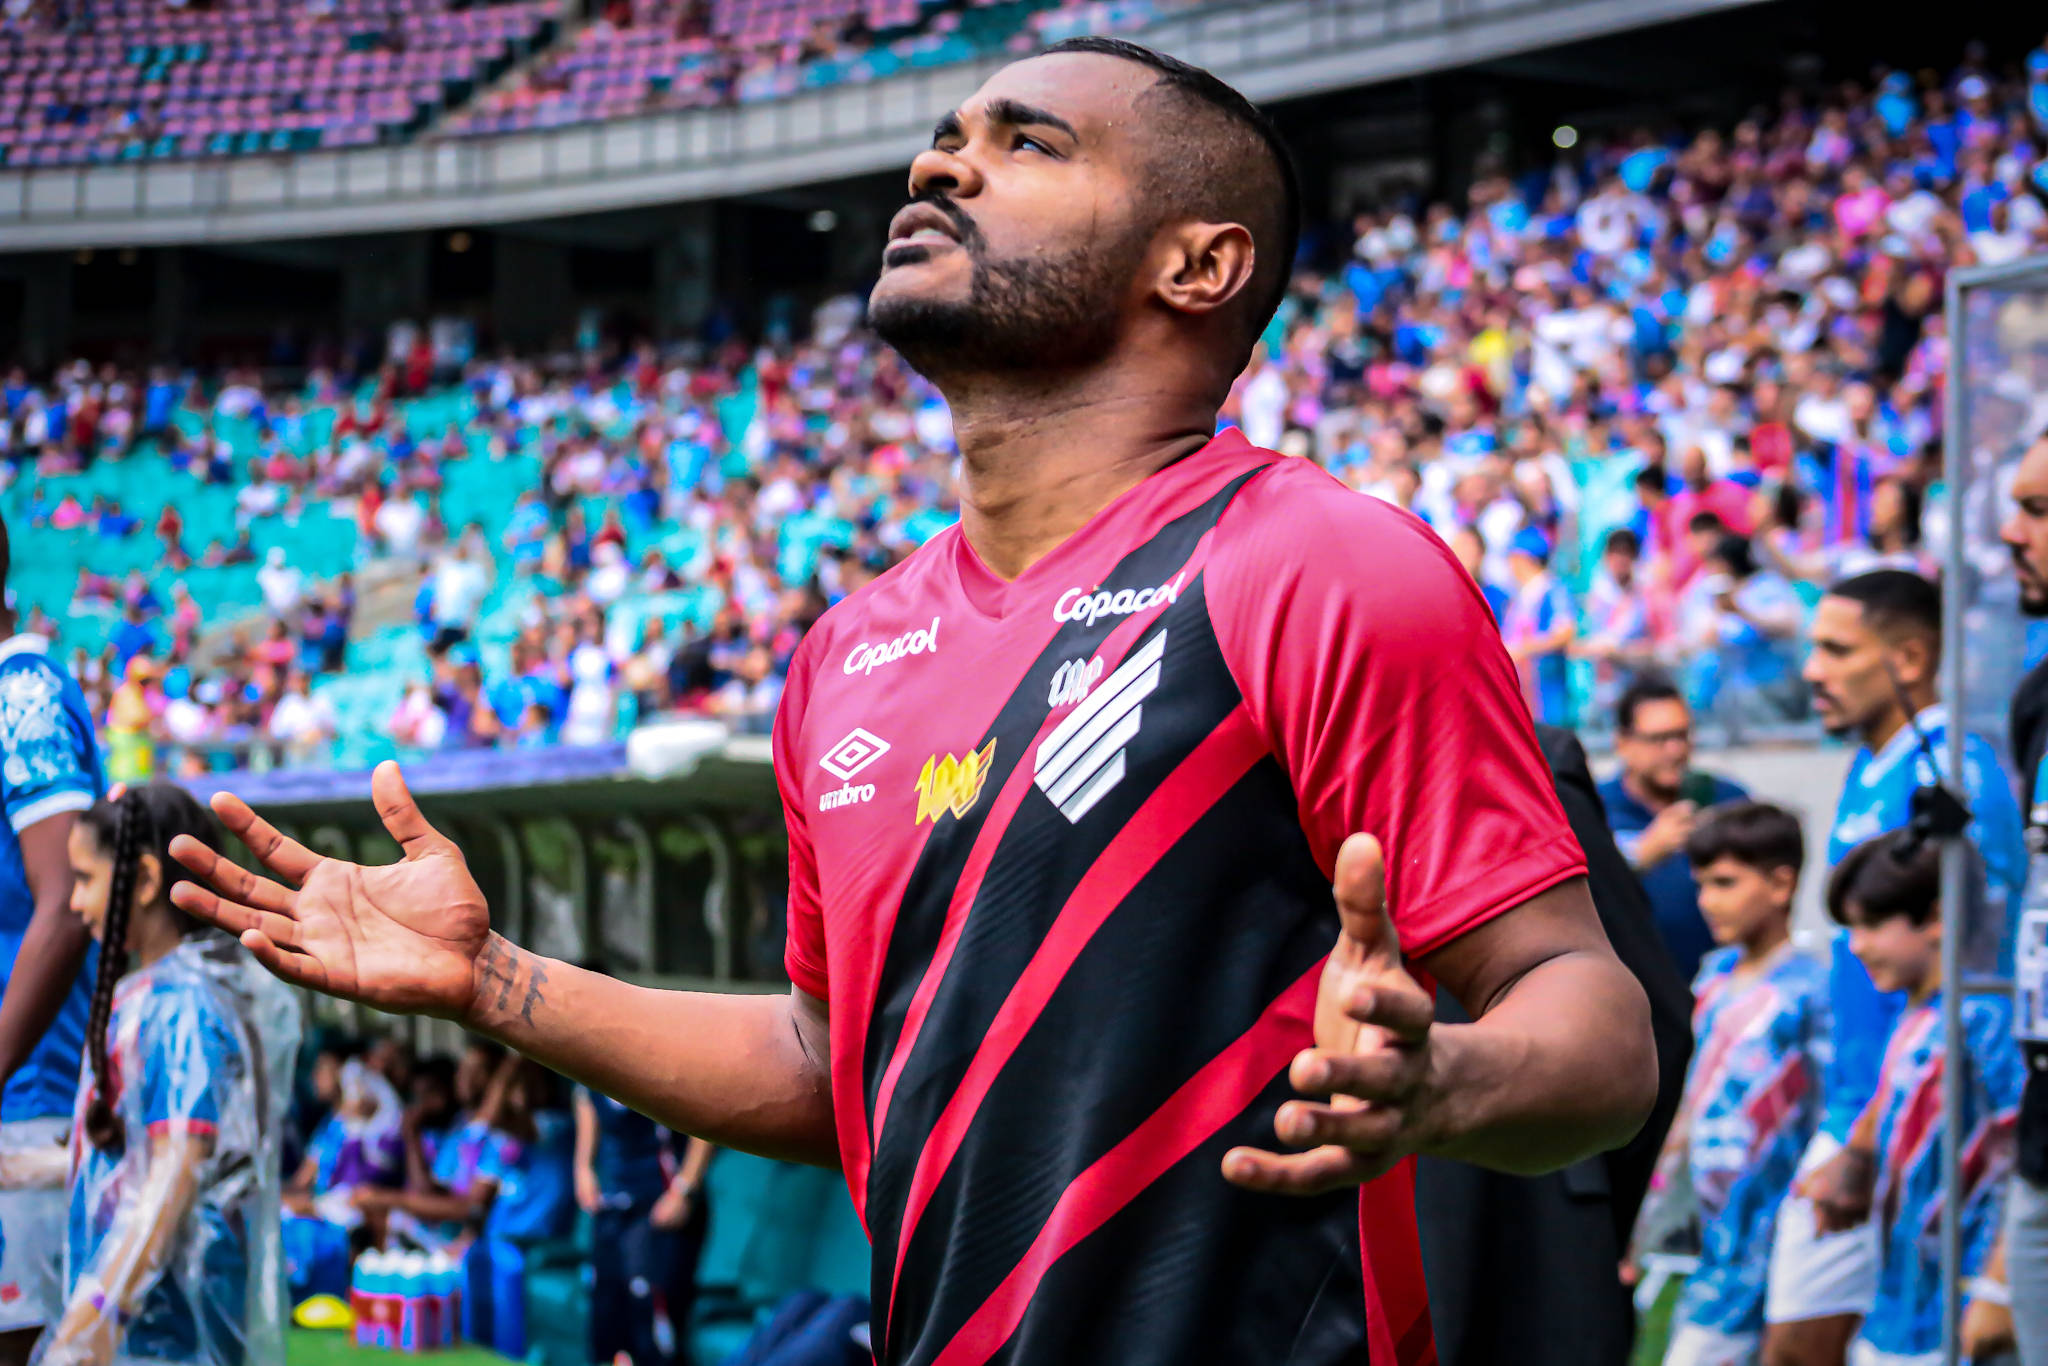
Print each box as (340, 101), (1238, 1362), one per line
(871, 221), (1142, 380)
(2015, 546), (2048, 616)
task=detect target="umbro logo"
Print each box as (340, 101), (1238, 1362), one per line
(819, 728), (889, 811)
(820, 727), (889, 780)
(1034, 631), (1165, 823)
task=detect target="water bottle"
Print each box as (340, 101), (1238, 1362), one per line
(427, 1251), (460, 1346)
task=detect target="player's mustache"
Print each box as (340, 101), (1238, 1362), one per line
(905, 192), (983, 253)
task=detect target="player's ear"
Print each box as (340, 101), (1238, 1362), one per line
(1893, 632), (1937, 690)
(1154, 221), (1256, 321)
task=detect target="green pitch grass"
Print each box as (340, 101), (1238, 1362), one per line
(1632, 1274), (1680, 1366)
(286, 1329), (513, 1364)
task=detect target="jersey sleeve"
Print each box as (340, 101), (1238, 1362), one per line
(1208, 464), (1586, 957)
(0, 657), (98, 832)
(772, 632), (828, 999)
(136, 988), (233, 1138)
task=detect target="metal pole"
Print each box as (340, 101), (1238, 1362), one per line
(1937, 267), (1968, 1366)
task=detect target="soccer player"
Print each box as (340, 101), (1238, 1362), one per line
(1822, 830), (2022, 1366)
(169, 40), (1656, 1366)
(1767, 571), (2026, 1366)
(0, 513), (103, 1366)
(1632, 802), (1827, 1366)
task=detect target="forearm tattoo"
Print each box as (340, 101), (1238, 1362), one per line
(478, 937), (549, 1026)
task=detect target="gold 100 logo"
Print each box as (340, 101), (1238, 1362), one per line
(914, 740), (998, 824)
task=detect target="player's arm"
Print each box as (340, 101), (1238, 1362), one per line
(169, 762), (838, 1169)
(1207, 477), (1652, 1192)
(1223, 842), (1653, 1190)
(460, 942), (835, 1167)
(0, 812), (93, 1087)
(0, 664), (100, 1092)
(1403, 874), (1652, 1170)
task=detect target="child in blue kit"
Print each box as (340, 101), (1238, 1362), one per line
(1821, 828), (2024, 1366)
(1631, 802), (1830, 1366)
(0, 784), (298, 1366)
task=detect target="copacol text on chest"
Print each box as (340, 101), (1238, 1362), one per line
(843, 617), (942, 676)
(1051, 573), (1186, 627)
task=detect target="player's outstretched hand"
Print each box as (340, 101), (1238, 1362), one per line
(168, 760), (490, 1020)
(1222, 833), (1439, 1195)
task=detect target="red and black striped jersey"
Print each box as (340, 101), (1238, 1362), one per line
(772, 429), (1586, 1366)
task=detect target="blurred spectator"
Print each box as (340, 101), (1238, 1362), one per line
(429, 535), (490, 650)
(1598, 677), (1749, 985)
(258, 545), (305, 617)
(1679, 532), (1805, 734)
(1501, 528), (1576, 726)
(269, 668), (338, 768)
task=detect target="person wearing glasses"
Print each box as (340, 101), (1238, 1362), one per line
(1599, 676), (1748, 986)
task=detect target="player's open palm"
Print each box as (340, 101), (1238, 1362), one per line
(168, 760), (490, 1020)
(1224, 833), (1438, 1195)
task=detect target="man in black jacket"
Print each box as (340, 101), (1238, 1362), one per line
(1418, 724), (1695, 1366)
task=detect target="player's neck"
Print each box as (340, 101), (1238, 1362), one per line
(1860, 694), (1929, 754)
(950, 385), (1219, 581)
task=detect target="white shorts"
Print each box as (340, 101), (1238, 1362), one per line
(1663, 1322), (1760, 1366)
(0, 1117), (70, 1332)
(1766, 1132), (1880, 1324)
(1847, 1341), (1940, 1366)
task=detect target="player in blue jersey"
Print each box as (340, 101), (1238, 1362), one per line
(1819, 830), (2022, 1366)
(0, 516), (104, 1364)
(1766, 571), (2027, 1366)
(1634, 802), (1828, 1366)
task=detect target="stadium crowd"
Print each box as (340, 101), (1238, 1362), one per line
(3, 40), (2046, 776)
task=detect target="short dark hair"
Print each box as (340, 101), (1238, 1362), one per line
(1827, 827), (1941, 928)
(1603, 526), (1641, 558)
(0, 507), (10, 599)
(1634, 465), (1668, 494)
(1685, 800), (1805, 876)
(1825, 569), (1940, 645)
(1710, 531), (1758, 580)
(1687, 510), (1727, 536)
(1042, 37), (1301, 363)
(1616, 675), (1684, 734)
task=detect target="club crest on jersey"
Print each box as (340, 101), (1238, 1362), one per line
(914, 739), (997, 824)
(1052, 573), (1185, 627)
(1035, 631), (1165, 823)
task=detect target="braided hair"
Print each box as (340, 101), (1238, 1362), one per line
(76, 783), (223, 1152)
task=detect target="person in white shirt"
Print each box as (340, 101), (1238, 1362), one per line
(374, 492), (427, 557)
(585, 542), (631, 608)
(267, 670), (336, 767)
(561, 641), (619, 747)
(256, 547), (303, 618)
(429, 540), (489, 644)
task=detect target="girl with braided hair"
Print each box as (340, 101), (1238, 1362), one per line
(8, 783), (298, 1366)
